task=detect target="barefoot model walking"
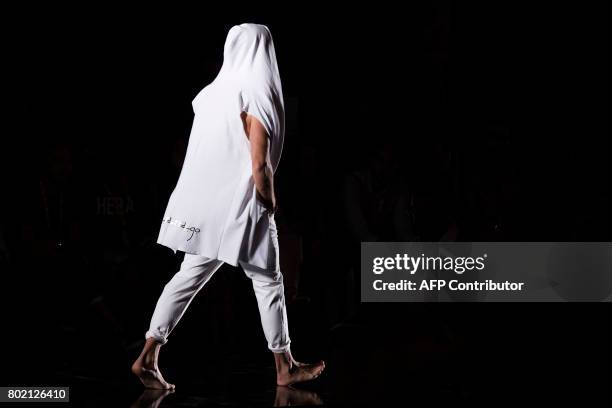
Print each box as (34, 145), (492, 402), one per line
(132, 23), (325, 389)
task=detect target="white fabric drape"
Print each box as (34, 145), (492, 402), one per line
(157, 23), (285, 270)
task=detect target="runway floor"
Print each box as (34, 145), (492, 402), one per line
(51, 346), (466, 407)
(6, 301), (602, 405)
(10, 316), (468, 407)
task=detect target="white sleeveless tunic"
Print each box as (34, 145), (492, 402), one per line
(156, 23), (284, 270)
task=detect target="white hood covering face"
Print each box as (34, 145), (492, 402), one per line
(157, 23), (285, 270)
(213, 23), (285, 170)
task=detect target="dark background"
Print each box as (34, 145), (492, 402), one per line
(1, 2), (610, 405)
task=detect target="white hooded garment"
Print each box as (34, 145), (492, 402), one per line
(156, 23), (285, 270)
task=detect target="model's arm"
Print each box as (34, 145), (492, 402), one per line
(246, 114), (276, 212)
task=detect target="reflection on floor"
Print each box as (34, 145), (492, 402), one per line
(46, 321), (467, 407)
(61, 365), (326, 408)
(119, 384), (322, 408)
(55, 352), (464, 407)
(49, 345), (330, 407)
(7, 291), (470, 406)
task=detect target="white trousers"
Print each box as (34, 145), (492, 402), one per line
(145, 251), (291, 353)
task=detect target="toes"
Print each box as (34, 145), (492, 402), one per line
(309, 368), (323, 380)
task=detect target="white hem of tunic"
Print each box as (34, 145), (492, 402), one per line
(156, 241), (240, 268)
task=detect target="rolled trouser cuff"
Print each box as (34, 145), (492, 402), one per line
(145, 329), (169, 345)
(269, 340), (291, 354)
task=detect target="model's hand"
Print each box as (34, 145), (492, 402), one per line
(256, 190), (277, 214)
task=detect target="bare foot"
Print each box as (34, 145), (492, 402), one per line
(276, 360), (325, 386)
(131, 360), (175, 390)
(291, 357), (314, 368)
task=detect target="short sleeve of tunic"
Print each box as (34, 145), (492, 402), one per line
(241, 88), (274, 140)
